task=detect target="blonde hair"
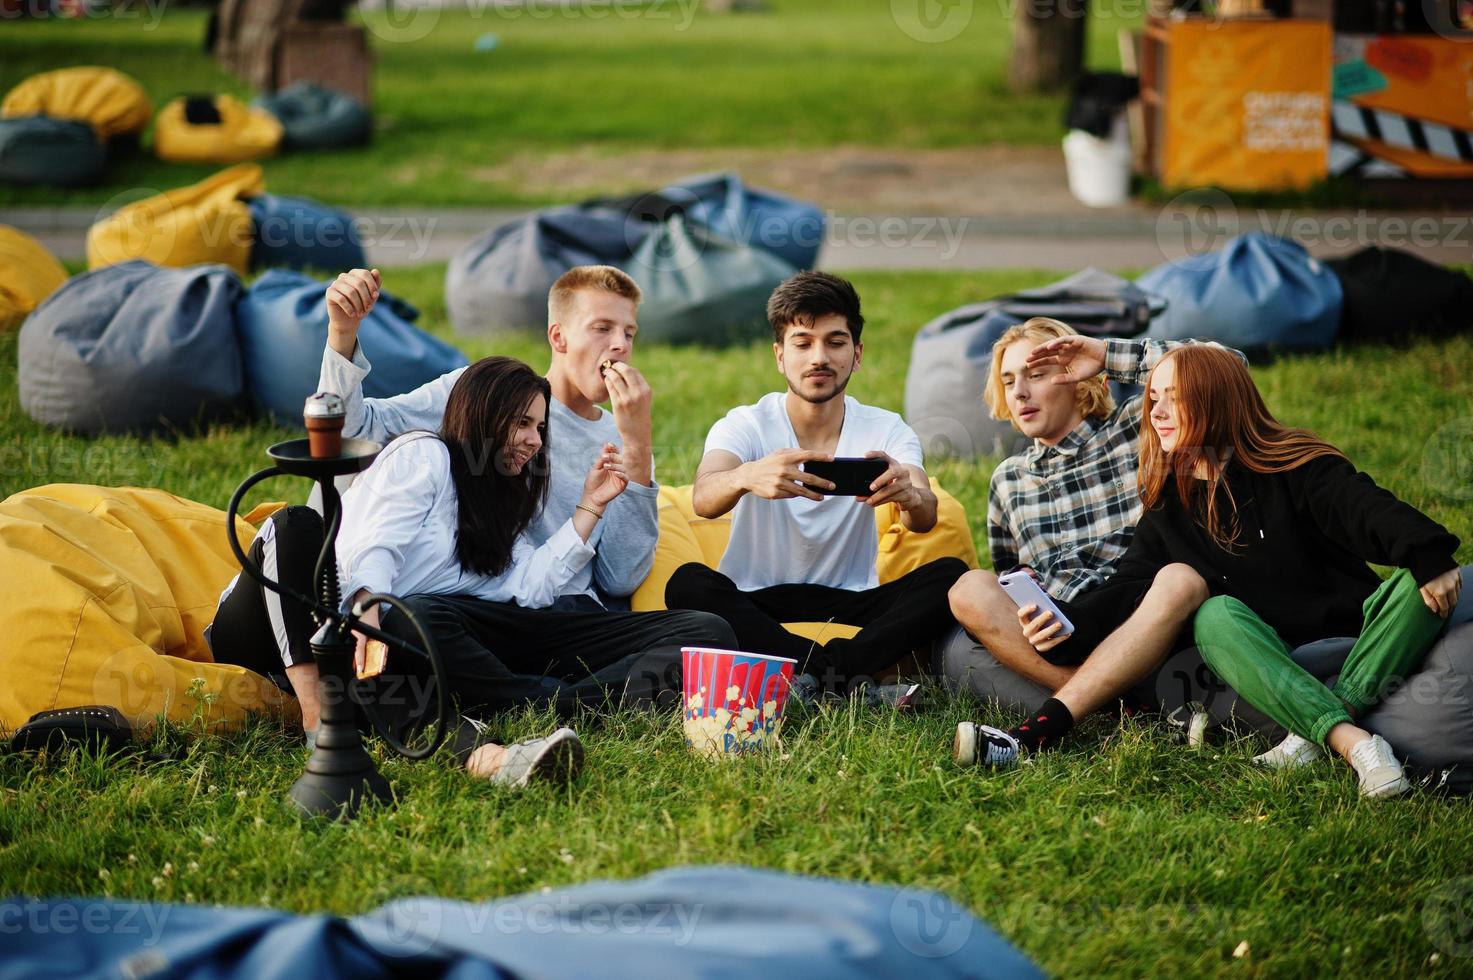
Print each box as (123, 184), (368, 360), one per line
(984, 317), (1115, 425)
(548, 265), (642, 324)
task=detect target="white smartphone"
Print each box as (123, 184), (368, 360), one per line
(997, 570), (1075, 639)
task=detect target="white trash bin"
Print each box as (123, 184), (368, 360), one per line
(1062, 115), (1132, 208)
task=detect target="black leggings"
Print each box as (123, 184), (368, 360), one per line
(208, 505), (325, 688)
(664, 557), (969, 687)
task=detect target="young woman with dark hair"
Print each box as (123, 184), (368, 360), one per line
(1120, 346), (1459, 797)
(211, 356), (632, 787)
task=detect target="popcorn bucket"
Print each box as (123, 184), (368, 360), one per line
(681, 647), (796, 759)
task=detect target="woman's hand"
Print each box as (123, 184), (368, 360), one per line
(581, 443), (628, 509)
(1018, 603), (1070, 654)
(1025, 335), (1107, 384)
(1421, 568), (1464, 618)
(326, 268), (381, 359)
(350, 590), (381, 675)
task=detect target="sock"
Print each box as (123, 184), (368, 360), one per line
(1009, 697), (1075, 752)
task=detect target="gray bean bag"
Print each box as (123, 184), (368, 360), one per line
(0, 115), (105, 187)
(253, 82), (371, 151)
(629, 214), (796, 346)
(445, 205), (640, 337)
(937, 565), (1473, 772)
(903, 268), (1162, 459)
(446, 205), (795, 346)
(18, 260), (246, 435)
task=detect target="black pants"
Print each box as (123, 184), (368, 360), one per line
(209, 505), (325, 689)
(663, 557), (969, 686)
(371, 593), (737, 726)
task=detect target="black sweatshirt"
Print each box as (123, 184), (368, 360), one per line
(1108, 454), (1460, 647)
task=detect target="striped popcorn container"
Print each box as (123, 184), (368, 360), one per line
(680, 647), (796, 759)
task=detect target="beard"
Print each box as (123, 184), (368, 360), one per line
(787, 369), (851, 405)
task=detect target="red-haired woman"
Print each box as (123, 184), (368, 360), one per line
(1129, 345), (1460, 797)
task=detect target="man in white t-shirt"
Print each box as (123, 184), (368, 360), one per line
(665, 272), (968, 693)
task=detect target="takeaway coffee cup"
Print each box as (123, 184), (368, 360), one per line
(303, 391), (345, 458)
(681, 647), (796, 759)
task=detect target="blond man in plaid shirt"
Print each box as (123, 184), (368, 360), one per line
(947, 319), (1230, 766)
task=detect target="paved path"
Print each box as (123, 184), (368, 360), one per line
(5, 203), (1470, 271)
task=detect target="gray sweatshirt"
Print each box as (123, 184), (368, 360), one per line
(317, 347), (660, 604)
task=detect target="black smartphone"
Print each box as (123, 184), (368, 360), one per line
(801, 457), (888, 496)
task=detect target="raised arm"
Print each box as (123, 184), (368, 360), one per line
(1026, 335), (1248, 389)
(318, 268), (462, 443)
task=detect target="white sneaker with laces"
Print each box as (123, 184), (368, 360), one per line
(1253, 732), (1325, 769)
(481, 727), (584, 788)
(954, 722), (1020, 768)
(1347, 734), (1410, 799)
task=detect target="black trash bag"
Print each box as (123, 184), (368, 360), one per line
(1064, 72), (1140, 139)
(1325, 245), (1473, 344)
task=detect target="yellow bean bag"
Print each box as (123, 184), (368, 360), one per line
(0, 225), (68, 331)
(1, 66), (152, 141)
(86, 163), (264, 274)
(153, 95), (282, 164)
(0, 484), (295, 736)
(632, 481), (977, 645)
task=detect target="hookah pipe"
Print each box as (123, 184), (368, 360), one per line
(224, 393), (449, 820)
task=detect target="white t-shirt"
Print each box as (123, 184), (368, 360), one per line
(706, 392), (924, 592)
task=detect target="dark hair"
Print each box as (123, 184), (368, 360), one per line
(439, 356), (552, 576)
(766, 271), (864, 344)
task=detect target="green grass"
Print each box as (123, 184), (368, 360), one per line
(0, 0), (1136, 207)
(2, 267), (1473, 976)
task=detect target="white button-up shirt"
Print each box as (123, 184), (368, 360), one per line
(337, 433), (595, 611)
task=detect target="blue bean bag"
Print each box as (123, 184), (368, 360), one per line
(445, 205), (645, 336)
(248, 193), (366, 273)
(1139, 232), (1342, 351)
(0, 866), (1042, 979)
(237, 269), (468, 425)
(0, 115), (105, 186)
(661, 171), (825, 270)
(253, 82), (371, 151)
(18, 261), (246, 435)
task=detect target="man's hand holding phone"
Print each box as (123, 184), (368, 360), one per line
(743, 449), (835, 501)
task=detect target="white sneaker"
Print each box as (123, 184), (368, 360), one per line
(1253, 732), (1325, 769)
(954, 722), (1020, 768)
(1347, 734), (1410, 799)
(483, 728), (584, 788)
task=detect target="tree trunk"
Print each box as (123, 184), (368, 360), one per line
(1007, 0), (1089, 95)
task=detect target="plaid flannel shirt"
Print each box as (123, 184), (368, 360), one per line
(987, 337), (1184, 602)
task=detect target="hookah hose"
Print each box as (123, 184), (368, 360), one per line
(225, 468), (449, 759)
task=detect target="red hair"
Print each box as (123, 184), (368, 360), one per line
(1138, 345), (1343, 551)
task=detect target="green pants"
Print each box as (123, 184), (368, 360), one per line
(1193, 570), (1446, 745)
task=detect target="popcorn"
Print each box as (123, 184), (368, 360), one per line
(680, 648), (797, 760)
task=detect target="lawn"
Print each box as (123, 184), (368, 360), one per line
(0, 0), (1136, 207)
(2, 265), (1472, 976)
